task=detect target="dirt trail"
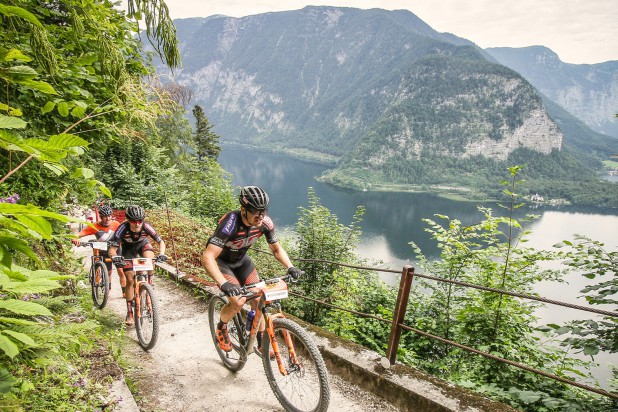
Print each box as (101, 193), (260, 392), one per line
(79, 248), (397, 411)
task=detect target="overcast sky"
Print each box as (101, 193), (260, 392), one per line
(144, 0), (617, 64)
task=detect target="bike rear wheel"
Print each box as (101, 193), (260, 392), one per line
(135, 282), (159, 350)
(207, 295), (247, 372)
(262, 318), (330, 412)
(90, 261), (109, 309)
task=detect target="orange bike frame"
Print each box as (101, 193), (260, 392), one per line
(134, 273), (149, 320)
(250, 293), (300, 376)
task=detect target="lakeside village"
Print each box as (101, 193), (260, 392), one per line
(526, 167), (618, 207)
(526, 193), (570, 206)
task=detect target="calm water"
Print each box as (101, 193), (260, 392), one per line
(220, 146), (617, 265)
(220, 146), (618, 385)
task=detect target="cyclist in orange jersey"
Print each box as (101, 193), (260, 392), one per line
(72, 205), (121, 279)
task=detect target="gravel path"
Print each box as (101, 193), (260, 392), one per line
(97, 265), (398, 411)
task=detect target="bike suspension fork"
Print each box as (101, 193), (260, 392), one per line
(266, 313), (295, 376)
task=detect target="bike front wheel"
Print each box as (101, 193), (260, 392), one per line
(135, 282), (160, 351)
(262, 318), (330, 412)
(207, 295), (247, 372)
(91, 261), (109, 309)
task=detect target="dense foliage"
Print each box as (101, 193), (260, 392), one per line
(0, 0), (231, 409)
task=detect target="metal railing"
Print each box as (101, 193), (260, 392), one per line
(289, 257), (617, 400)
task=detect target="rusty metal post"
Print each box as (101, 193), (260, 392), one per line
(163, 192), (180, 275)
(385, 265), (414, 365)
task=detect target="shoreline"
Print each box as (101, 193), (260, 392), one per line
(219, 142), (614, 208)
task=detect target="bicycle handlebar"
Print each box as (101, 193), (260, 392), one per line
(79, 240), (109, 247)
(243, 274), (292, 291)
(111, 256), (166, 267)
(218, 274), (296, 299)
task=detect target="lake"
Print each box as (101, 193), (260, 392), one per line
(219, 146), (617, 265)
(219, 145), (618, 386)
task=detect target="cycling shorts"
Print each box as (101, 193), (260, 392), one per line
(120, 240), (153, 270)
(217, 255), (260, 286)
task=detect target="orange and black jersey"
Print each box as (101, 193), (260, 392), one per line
(207, 210), (278, 263)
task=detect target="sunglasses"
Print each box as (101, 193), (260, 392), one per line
(246, 208), (267, 217)
(129, 220), (143, 224)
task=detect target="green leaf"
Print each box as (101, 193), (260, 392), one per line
(5, 279), (61, 294)
(0, 115), (27, 130)
(0, 317), (38, 326)
(67, 146), (85, 156)
(2, 330), (37, 347)
(0, 203), (73, 222)
(15, 214), (52, 239)
(0, 245), (10, 268)
(22, 268), (61, 280)
(22, 134), (87, 162)
(583, 345), (599, 356)
(0, 48), (32, 63)
(0, 103), (22, 116)
(0, 268), (28, 282)
(73, 100), (88, 109)
(0, 367), (18, 393)
(71, 105), (85, 118)
(516, 391), (541, 404)
(42, 162), (67, 175)
(98, 183), (112, 198)
(0, 299), (52, 316)
(4, 65), (37, 81)
(76, 53), (98, 65)
(19, 79), (58, 95)
(0, 4), (43, 28)
(41, 101), (55, 114)
(20, 138), (62, 161)
(0, 129), (28, 152)
(57, 101), (69, 117)
(48, 133), (88, 150)
(0, 334), (19, 359)
(71, 167), (95, 179)
(0, 236), (39, 261)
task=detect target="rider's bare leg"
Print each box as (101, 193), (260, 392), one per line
(143, 250), (155, 284)
(117, 267), (126, 292)
(220, 295), (246, 323)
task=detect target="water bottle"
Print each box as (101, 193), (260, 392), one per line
(246, 310), (256, 331)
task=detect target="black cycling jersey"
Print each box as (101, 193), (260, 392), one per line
(111, 221), (162, 260)
(207, 210), (278, 263)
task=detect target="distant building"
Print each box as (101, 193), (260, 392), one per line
(530, 193), (545, 202)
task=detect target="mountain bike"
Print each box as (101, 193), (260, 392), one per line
(117, 256), (161, 351)
(208, 274), (330, 412)
(79, 240), (112, 309)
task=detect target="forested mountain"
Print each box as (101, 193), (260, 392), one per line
(486, 46), (618, 138)
(152, 6), (618, 204)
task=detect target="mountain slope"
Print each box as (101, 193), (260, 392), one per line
(151, 6), (618, 205)
(486, 46), (618, 138)
(167, 7), (501, 157)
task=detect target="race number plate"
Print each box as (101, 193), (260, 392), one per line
(262, 280), (288, 301)
(91, 242), (108, 251)
(131, 258), (153, 271)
